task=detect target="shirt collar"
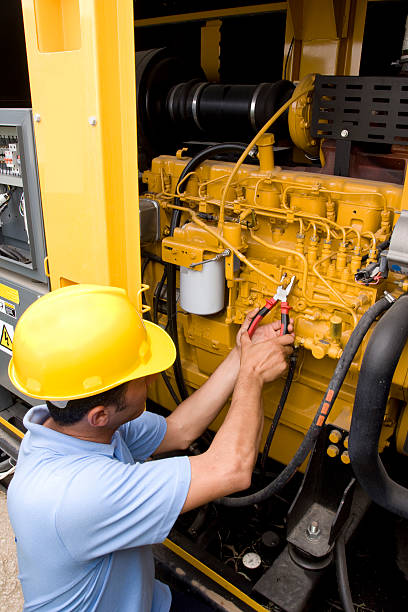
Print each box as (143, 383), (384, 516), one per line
(23, 405), (117, 458)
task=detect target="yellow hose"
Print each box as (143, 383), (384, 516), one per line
(218, 90), (305, 227)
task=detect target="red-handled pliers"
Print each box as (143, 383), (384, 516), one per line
(247, 274), (296, 339)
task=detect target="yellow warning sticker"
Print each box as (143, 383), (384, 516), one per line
(0, 322), (14, 355)
(0, 283), (19, 305)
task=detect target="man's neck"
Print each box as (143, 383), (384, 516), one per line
(42, 417), (115, 444)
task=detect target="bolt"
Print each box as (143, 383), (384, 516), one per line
(306, 521), (320, 539)
(327, 444), (340, 458)
(88, 116), (97, 126)
(33, 114), (41, 123)
(341, 129), (349, 138)
(329, 429), (342, 444)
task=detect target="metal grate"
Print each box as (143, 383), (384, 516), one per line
(311, 75), (408, 145)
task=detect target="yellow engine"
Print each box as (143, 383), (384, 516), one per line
(141, 125), (408, 469)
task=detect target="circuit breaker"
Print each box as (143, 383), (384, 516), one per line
(0, 109), (48, 401)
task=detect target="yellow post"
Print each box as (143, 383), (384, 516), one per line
(201, 20), (221, 82)
(21, 0), (142, 307)
(284, 0), (368, 79)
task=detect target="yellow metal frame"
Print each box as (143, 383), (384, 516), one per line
(164, 538), (269, 612)
(21, 0), (142, 307)
(284, 0), (368, 79)
(0, 416), (24, 440)
(134, 3), (287, 27)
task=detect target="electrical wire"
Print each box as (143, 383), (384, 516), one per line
(260, 350), (297, 472)
(141, 255), (180, 405)
(153, 268), (167, 328)
(284, 37), (294, 80)
(335, 534), (355, 612)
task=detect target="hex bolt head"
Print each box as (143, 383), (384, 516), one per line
(341, 129), (349, 138)
(306, 520), (321, 539)
(88, 116), (97, 126)
(33, 114), (41, 123)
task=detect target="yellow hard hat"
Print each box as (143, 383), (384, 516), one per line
(8, 284), (176, 401)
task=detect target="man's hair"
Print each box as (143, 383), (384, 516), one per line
(46, 382), (129, 426)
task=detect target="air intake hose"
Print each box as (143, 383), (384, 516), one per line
(349, 293), (408, 519)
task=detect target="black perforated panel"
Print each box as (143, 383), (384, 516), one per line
(311, 75), (408, 145)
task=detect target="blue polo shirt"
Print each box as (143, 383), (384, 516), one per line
(7, 405), (191, 612)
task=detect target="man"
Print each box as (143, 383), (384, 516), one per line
(7, 284), (294, 611)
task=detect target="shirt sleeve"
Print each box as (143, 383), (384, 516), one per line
(119, 410), (167, 461)
(55, 454), (191, 562)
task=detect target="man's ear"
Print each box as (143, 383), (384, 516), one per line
(87, 405), (110, 428)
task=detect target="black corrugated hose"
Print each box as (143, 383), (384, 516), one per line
(349, 293), (408, 518)
(215, 294), (393, 507)
(167, 143), (252, 401)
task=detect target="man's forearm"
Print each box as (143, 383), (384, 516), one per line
(165, 346), (240, 446)
(208, 368), (264, 474)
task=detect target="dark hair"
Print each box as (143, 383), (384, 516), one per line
(46, 382), (129, 426)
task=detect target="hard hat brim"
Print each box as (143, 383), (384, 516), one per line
(8, 319), (177, 401)
(140, 319), (177, 378)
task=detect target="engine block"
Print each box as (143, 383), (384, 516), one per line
(142, 139), (408, 466)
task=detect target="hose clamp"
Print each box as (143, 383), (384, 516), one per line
(191, 82), (208, 132)
(383, 290), (396, 303)
(250, 83), (268, 132)
(167, 82), (185, 123)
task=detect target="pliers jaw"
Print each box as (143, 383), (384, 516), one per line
(274, 274), (296, 303)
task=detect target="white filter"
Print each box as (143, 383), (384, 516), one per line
(180, 260), (225, 315)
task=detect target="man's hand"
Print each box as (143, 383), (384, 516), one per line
(182, 314), (295, 512)
(239, 330), (294, 385)
(236, 308), (294, 348)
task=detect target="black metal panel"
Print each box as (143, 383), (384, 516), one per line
(311, 75), (408, 145)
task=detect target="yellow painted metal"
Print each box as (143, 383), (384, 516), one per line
(397, 404), (408, 455)
(284, 0), (368, 79)
(288, 73), (319, 156)
(0, 416), (24, 440)
(164, 539), (269, 612)
(134, 4), (288, 28)
(201, 20), (221, 82)
(144, 150), (405, 467)
(21, 0), (142, 307)
(0, 283), (19, 305)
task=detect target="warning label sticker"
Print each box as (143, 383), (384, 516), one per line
(0, 299), (16, 319)
(0, 322), (14, 355)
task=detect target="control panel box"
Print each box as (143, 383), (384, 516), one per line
(0, 109), (47, 283)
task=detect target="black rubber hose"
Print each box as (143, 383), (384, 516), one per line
(167, 143), (251, 401)
(0, 458), (11, 471)
(215, 295), (393, 507)
(141, 258), (181, 405)
(153, 269), (167, 327)
(335, 534), (355, 612)
(349, 293), (408, 519)
(260, 350), (298, 472)
(141, 250), (164, 265)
